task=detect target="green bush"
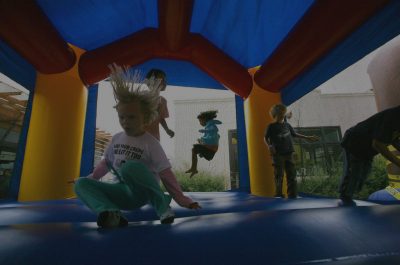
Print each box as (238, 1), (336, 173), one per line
(0, 169), (12, 198)
(162, 170), (225, 192)
(298, 155), (388, 200)
(355, 155), (388, 199)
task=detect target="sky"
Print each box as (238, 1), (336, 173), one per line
(0, 74), (29, 96)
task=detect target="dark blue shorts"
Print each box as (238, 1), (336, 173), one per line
(193, 144), (216, 161)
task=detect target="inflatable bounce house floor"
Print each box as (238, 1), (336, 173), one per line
(1, 192), (400, 265)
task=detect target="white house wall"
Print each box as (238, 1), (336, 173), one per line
(288, 90), (377, 134)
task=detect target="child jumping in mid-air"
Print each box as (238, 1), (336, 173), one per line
(74, 64), (200, 228)
(265, 104), (319, 198)
(185, 110), (222, 178)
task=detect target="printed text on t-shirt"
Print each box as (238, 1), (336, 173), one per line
(113, 144), (144, 160)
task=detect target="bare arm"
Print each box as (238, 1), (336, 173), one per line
(372, 139), (400, 168)
(91, 159), (110, 179)
(160, 119), (175, 138)
(69, 159), (108, 183)
(295, 133), (319, 142)
(288, 124), (318, 142)
(264, 137), (276, 155)
(159, 168), (201, 209)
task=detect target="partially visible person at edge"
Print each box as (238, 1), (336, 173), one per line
(339, 105), (400, 206)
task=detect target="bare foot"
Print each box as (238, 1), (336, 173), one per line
(189, 170), (198, 178)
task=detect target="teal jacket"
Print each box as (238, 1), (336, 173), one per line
(199, 120), (222, 145)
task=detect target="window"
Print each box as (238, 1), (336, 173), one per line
(293, 126), (343, 177)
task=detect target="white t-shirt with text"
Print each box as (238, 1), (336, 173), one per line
(103, 131), (171, 183)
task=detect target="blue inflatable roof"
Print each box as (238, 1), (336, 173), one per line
(1, 0), (400, 103)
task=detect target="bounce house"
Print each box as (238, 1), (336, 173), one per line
(1, 1), (400, 264)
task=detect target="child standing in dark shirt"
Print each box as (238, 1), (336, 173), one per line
(265, 104), (319, 198)
(339, 105), (400, 206)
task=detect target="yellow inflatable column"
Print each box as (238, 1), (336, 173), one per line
(19, 46), (87, 201)
(244, 68), (281, 196)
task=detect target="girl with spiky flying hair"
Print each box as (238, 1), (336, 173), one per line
(74, 64), (201, 228)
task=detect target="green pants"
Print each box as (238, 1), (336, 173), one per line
(272, 153), (297, 198)
(74, 160), (172, 217)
